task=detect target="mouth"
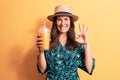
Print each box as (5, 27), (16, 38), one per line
(60, 25), (67, 29)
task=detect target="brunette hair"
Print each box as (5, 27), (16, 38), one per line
(50, 16), (79, 50)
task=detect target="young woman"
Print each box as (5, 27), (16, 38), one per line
(36, 5), (95, 80)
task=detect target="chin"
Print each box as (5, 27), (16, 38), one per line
(59, 31), (67, 34)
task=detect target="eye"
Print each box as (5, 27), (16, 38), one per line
(64, 17), (69, 21)
(57, 18), (62, 21)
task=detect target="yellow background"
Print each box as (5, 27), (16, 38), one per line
(0, 0), (120, 80)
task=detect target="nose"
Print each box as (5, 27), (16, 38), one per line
(61, 20), (65, 26)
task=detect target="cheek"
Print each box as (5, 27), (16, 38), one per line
(67, 22), (71, 28)
(56, 21), (61, 27)
(67, 26), (70, 30)
(56, 23), (60, 30)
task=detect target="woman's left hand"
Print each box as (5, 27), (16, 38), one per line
(75, 24), (89, 44)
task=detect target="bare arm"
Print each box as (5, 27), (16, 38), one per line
(37, 36), (47, 73)
(83, 43), (92, 73)
(75, 24), (93, 73)
(37, 51), (47, 73)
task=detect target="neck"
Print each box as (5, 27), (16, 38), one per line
(59, 33), (67, 46)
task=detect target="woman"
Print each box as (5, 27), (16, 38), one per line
(36, 5), (95, 80)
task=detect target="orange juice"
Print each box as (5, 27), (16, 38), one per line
(38, 21), (50, 50)
(40, 32), (50, 50)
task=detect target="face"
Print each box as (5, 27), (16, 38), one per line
(56, 16), (70, 34)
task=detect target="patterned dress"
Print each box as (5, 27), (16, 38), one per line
(37, 43), (95, 80)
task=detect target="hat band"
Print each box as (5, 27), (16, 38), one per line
(55, 12), (72, 15)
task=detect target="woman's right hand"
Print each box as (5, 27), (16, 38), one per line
(36, 35), (47, 73)
(36, 35), (44, 52)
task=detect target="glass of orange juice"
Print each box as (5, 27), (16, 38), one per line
(38, 21), (50, 50)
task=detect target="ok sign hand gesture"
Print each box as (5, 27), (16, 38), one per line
(75, 24), (89, 44)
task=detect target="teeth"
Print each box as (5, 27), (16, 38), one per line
(61, 25), (66, 28)
(60, 25), (67, 29)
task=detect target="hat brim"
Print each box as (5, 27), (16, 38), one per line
(47, 14), (79, 22)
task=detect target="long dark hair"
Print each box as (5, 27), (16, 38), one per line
(50, 16), (79, 50)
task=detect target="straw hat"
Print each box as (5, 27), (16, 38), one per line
(47, 5), (79, 22)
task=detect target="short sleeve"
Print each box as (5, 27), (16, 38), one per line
(36, 50), (48, 75)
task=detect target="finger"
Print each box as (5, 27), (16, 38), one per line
(37, 38), (43, 42)
(36, 42), (44, 48)
(37, 40), (43, 43)
(37, 35), (40, 38)
(85, 27), (88, 33)
(37, 36), (43, 40)
(76, 34), (80, 39)
(37, 35), (43, 38)
(37, 35), (41, 38)
(37, 40), (42, 42)
(79, 24), (82, 32)
(36, 43), (43, 47)
(37, 45), (43, 49)
(83, 24), (86, 32)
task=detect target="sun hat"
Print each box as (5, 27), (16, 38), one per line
(47, 5), (79, 22)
